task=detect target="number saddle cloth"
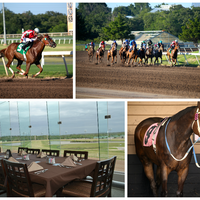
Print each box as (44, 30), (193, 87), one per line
(143, 117), (168, 153)
(16, 43), (30, 55)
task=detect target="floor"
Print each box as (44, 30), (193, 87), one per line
(0, 186), (125, 197)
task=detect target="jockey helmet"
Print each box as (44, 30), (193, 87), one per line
(34, 28), (40, 33)
(175, 40), (178, 43)
(114, 40), (116, 43)
(160, 40), (162, 43)
(155, 44), (157, 47)
(91, 42), (93, 44)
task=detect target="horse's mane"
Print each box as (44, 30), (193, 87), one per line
(170, 106), (197, 121)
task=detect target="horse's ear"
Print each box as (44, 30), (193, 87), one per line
(197, 102), (200, 108)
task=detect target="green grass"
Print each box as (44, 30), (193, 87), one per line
(0, 138), (125, 161)
(0, 64), (73, 78)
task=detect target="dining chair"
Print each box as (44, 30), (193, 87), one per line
(0, 159), (7, 196)
(27, 148), (40, 155)
(3, 159), (46, 197)
(63, 150), (88, 159)
(18, 147), (28, 153)
(41, 149), (60, 157)
(58, 156), (117, 197)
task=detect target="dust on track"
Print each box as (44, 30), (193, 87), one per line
(76, 51), (200, 99)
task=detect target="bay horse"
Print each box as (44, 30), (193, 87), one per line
(88, 46), (95, 62)
(145, 46), (153, 64)
(96, 46), (104, 64)
(167, 44), (180, 66)
(107, 43), (117, 65)
(135, 102), (200, 197)
(154, 44), (164, 64)
(0, 34), (56, 79)
(126, 44), (137, 65)
(137, 47), (145, 64)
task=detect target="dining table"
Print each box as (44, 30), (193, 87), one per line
(0, 153), (97, 197)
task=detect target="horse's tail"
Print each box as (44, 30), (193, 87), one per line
(0, 48), (6, 58)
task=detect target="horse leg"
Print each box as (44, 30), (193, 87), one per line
(143, 162), (157, 196)
(155, 166), (161, 194)
(6, 59), (15, 79)
(160, 164), (170, 197)
(176, 167), (189, 197)
(32, 63), (43, 77)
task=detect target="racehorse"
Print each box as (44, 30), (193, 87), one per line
(96, 46), (104, 64)
(135, 102), (200, 197)
(119, 46), (127, 64)
(137, 47), (145, 64)
(145, 46), (153, 64)
(154, 44), (164, 64)
(88, 46), (95, 62)
(107, 43), (117, 65)
(167, 44), (180, 66)
(126, 44), (138, 65)
(0, 34), (56, 79)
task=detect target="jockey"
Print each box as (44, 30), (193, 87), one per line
(142, 41), (146, 50)
(129, 39), (137, 52)
(85, 44), (88, 51)
(21, 28), (40, 51)
(157, 40), (162, 48)
(147, 39), (153, 49)
(99, 41), (106, 51)
(108, 40), (117, 53)
(88, 42), (95, 50)
(169, 40), (176, 53)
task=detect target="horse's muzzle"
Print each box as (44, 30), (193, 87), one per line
(52, 43), (57, 48)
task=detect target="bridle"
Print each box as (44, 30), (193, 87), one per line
(165, 108), (200, 167)
(38, 35), (55, 47)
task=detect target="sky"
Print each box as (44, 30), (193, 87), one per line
(0, 101), (125, 136)
(0, 2), (68, 15)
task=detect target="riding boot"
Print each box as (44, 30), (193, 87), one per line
(22, 41), (31, 51)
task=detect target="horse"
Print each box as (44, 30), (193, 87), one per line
(0, 34), (56, 79)
(88, 46), (95, 62)
(137, 47), (145, 65)
(154, 44), (164, 64)
(145, 46), (153, 64)
(167, 44), (180, 66)
(119, 46), (127, 64)
(96, 46), (104, 64)
(126, 45), (138, 65)
(107, 43), (117, 65)
(135, 102), (200, 197)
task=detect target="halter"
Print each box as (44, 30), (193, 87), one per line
(165, 108), (200, 168)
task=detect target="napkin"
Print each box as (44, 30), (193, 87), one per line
(37, 152), (47, 158)
(28, 162), (44, 172)
(61, 157), (76, 167)
(18, 150), (27, 156)
(70, 154), (79, 162)
(8, 157), (19, 163)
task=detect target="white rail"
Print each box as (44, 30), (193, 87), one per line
(41, 51), (73, 76)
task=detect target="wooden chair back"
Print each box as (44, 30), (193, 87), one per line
(3, 159), (34, 197)
(27, 148), (40, 155)
(63, 150), (88, 159)
(90, 156), (116, 197)
(0, 159), (7, 195)
(18, 147), (28, 153)
(42, 149), (60, 157)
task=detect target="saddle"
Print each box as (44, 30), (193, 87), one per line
(143, 117), (168, 153)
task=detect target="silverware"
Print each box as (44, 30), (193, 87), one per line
(34, 169), (48, 175)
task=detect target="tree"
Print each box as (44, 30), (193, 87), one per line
(102, 13), (131, 43)
(179, 17), (200, 45)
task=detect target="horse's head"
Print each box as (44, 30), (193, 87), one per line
(42, 34), (57, 48)
(192, 102), (200, 137)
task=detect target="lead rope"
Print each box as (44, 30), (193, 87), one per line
(165, 109), (200, 167)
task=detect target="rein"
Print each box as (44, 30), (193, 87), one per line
(165, 108), (200, 167)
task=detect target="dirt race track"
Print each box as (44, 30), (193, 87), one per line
(0, 77), (73, 98)
(76, 51), (200, 99)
